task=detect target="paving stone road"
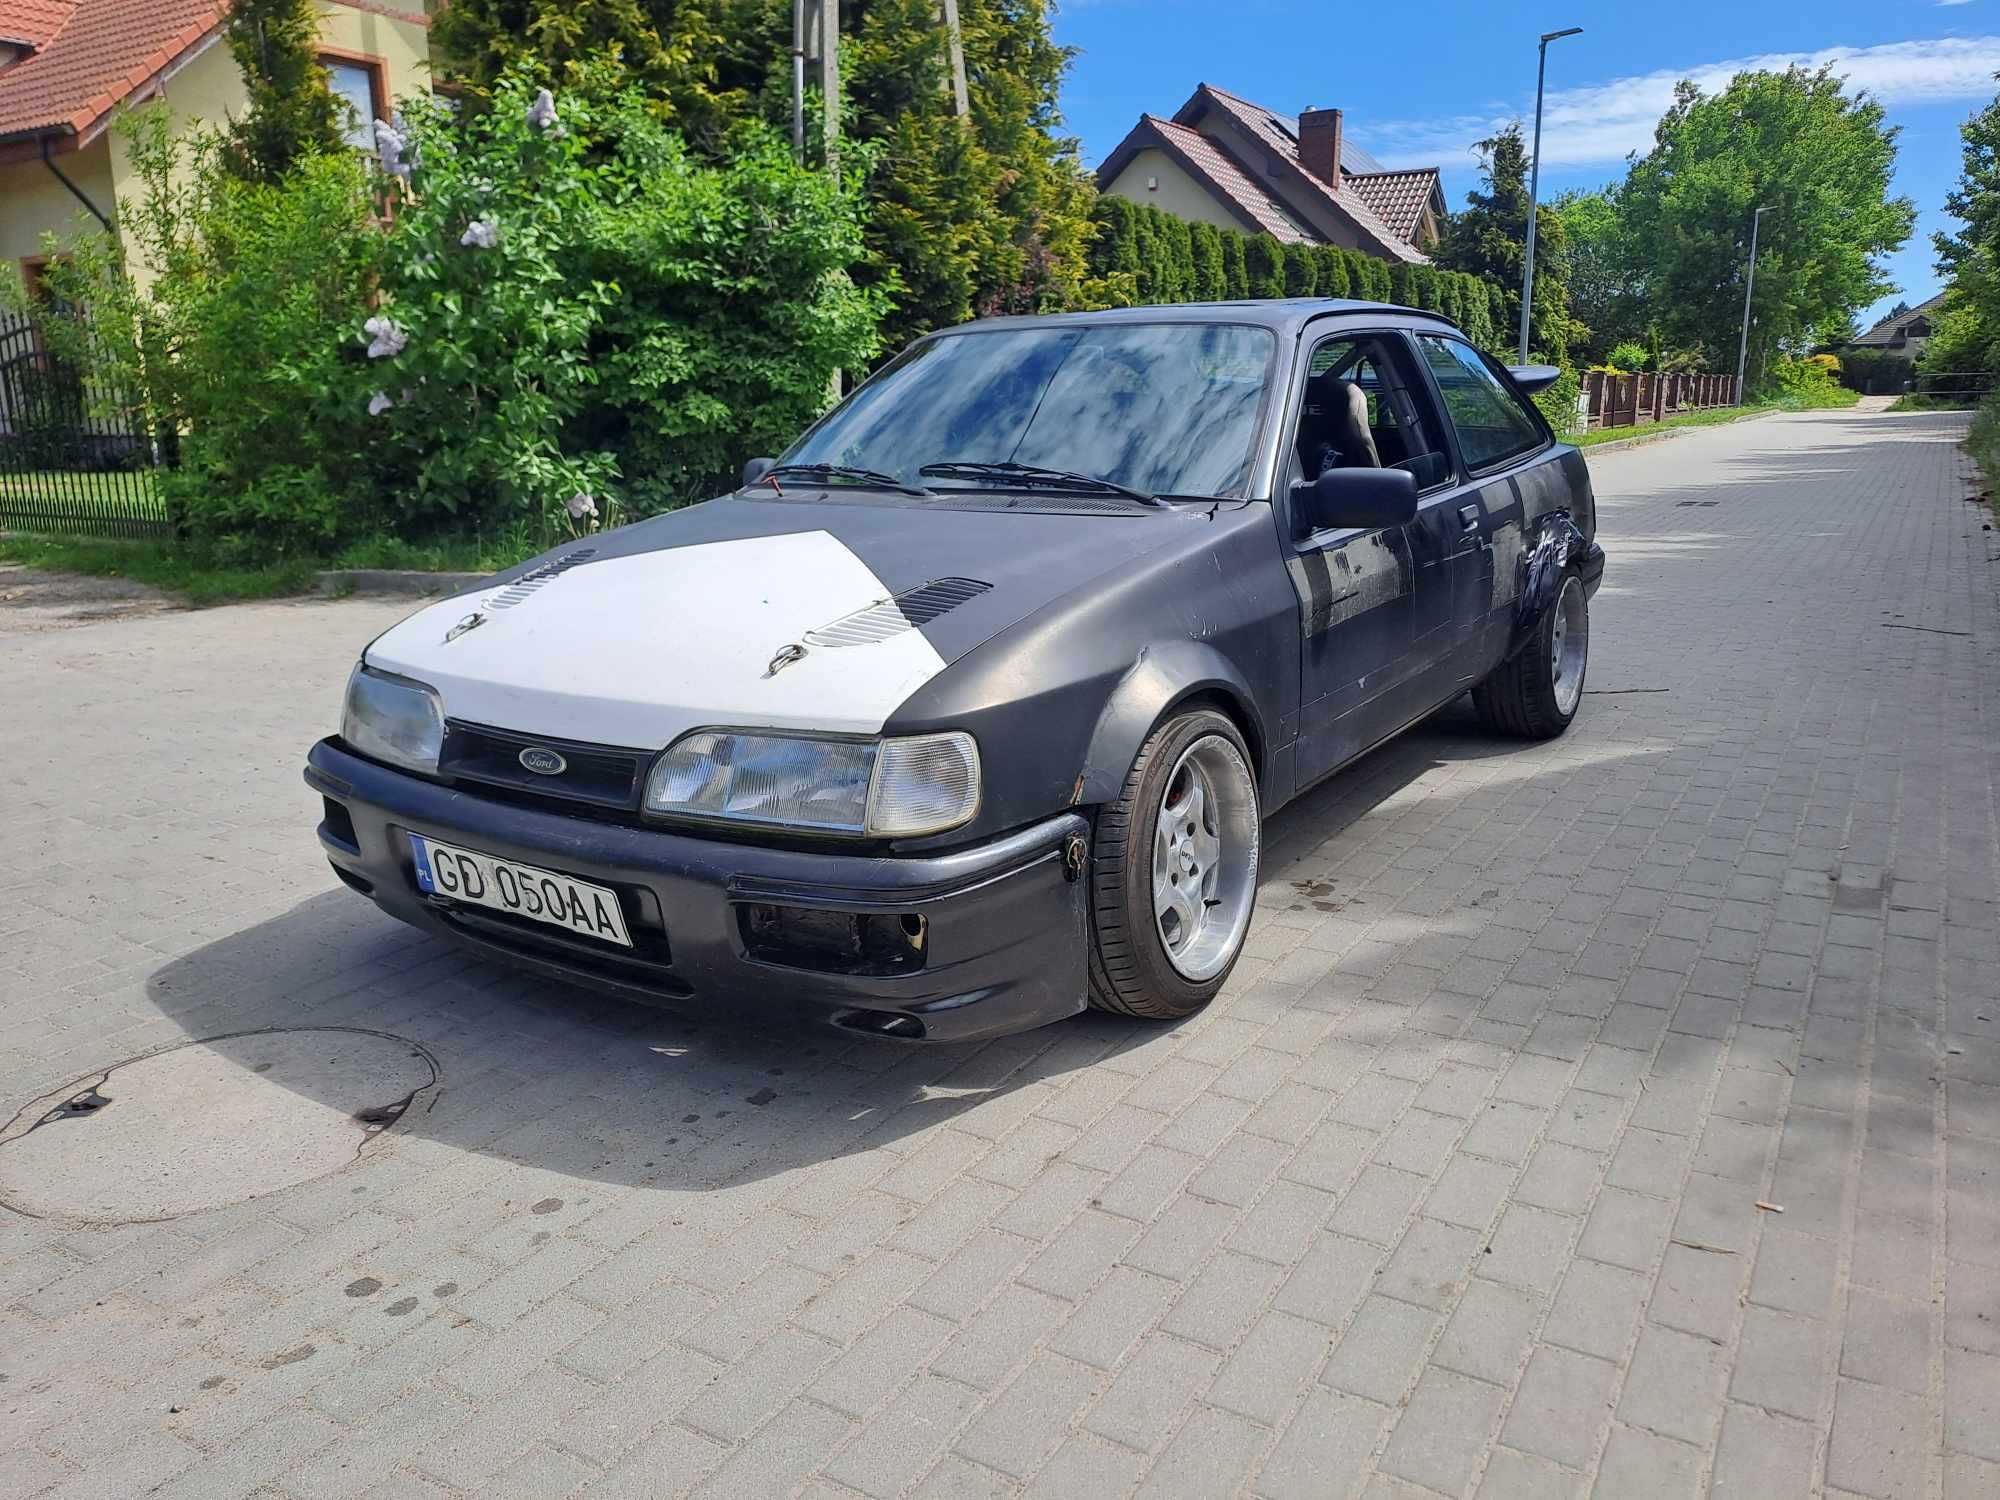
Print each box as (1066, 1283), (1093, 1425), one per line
(2, 407), (1998, 1499)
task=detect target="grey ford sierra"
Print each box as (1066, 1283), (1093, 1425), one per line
(307, 299), (1604, 1041)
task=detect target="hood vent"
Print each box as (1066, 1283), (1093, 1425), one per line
(486, 547), (598, 611)
(805, 576), (991, 647)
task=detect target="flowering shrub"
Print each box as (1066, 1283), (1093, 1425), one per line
(360, 73), (884, 532)
(21, 73), (880, 554)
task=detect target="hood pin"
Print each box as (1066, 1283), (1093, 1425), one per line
(765, 643), (807, 677)
(443, 612), (486, 644)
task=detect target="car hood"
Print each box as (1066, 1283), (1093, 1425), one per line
(362, 495), (1205, 749)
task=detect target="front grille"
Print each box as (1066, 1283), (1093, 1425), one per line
(440, 721), (649, 810)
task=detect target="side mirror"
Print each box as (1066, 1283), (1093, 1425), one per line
(1291, 466), (1419, 537)
(741, 456), (777, 488)
(1507, 363), (1562, 395)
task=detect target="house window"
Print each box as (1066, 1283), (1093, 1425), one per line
(322, 53), (388, 150)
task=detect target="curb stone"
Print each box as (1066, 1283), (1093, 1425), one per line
(1573, 408), (1782, 458)
(315, 568), (486, 598)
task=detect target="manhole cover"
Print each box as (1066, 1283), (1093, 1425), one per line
(0, 1027), (437, 1224)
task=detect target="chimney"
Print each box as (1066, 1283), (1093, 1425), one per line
(1299, 107), (1342, 192)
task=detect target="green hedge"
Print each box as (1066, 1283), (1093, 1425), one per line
(1087, 197), (1502, 351)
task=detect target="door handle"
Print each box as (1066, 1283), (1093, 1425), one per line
(1458, 504), (1481, 531)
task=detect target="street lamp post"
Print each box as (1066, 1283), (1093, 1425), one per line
(1518, 26), (1583, 365)
(1734, 205), (1772, 405)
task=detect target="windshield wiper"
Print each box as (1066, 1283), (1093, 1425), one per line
(759, 463), (932, 497)
(918, 460), (1164, 507)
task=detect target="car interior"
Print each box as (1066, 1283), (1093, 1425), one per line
(1294, 336), (1453, 492)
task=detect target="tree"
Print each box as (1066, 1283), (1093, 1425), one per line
(1931, 88), (2000, 373)
(1283, 242), (1319, 297)
(433, 0), (1097, 351)
(221, 0), (346, 181)
(1433, 122), (1578, 360)
(1549, 189), (1640, 364)
(1190, 223), (1225, 299)
(1221, 232), (1249, 298)
(1619, 67), (1913, 382)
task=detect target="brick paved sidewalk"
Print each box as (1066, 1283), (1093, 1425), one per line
(1, 407), (1996, 1499)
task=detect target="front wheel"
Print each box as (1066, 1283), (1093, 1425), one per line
(1472, 571), (1589, 738)
(1086, 709), (1260, 1020)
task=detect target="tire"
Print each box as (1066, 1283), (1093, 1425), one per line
(1473, 571), (1589, 739)
(1086, 708), (1260, 1020)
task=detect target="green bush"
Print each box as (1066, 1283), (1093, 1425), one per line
(1533, 366), (1583, 436)
(364, 78), (883, 524)
(1768, 356), (1860, 408)
(1607, 339), (1650, 371)
(28, 110), (386, 554)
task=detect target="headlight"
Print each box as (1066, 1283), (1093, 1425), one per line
(341, 664), (445, 775)
(644, 729), (980, 837)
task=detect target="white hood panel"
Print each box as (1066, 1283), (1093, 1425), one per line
(363, 531), (949, 749)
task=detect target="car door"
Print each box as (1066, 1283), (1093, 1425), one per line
(1411, 332), (1563, 679)
(1280, 329), (1449, 787)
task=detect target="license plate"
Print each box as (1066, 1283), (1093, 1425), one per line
(408, 834), (633, 948)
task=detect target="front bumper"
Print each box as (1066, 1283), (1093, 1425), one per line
(305, 739), (1089, 1043)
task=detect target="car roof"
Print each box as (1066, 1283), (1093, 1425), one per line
(940, 299), (1463, 341)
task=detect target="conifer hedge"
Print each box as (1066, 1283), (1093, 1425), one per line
(1086, 197), (1504, 352)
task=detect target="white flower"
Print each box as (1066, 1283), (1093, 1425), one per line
(527, 88), (558, 131)
(372, 118), (408, 180)
(367, 391), (393, 417)
(566, 492), (597, 520)
(460, 218), (499, 249)
(364, 315), (408, 360)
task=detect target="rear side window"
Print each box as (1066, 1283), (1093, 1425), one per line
(1416, 335), (1546, 470)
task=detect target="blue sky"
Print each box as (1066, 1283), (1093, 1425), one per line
(1049, 0), (2000, 329)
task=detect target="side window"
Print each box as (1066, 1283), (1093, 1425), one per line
(1416, 335), (1546, 470)
(1293, 332), (1454, 495)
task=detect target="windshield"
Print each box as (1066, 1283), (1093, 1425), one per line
(780, 322), (1275, 498)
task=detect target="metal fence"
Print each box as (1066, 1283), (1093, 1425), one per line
(0, 307), (169, 539)
(1578, 370), (1740, 431)
(1910, 369), (1997, 404)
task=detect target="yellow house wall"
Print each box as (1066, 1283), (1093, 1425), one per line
(1102, 150), (1252, 236)
(5, 2), (429, 289)
(0, 138), (116, 287)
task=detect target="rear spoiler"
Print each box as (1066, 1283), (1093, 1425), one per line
(1507, 363), (1563, 395)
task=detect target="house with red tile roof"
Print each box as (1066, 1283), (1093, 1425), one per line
(0, 0), (431, 289)
(1096, 84), (1445, 266)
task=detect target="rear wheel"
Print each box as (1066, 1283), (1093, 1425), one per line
(1087, 709), (1260, 1020)
(1472, 571), (1588, 738)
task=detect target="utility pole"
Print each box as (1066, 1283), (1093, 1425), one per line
(1735, 205), (1771, 405)
(815, 0), (839, 171)
(1519, 26), (1583, 364)
(790, 0), (806, 160)
(940, 0), (969, 117)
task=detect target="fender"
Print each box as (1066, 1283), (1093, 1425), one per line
(1077, 639), (1269, 807)
(1504, 510), (1600, 660)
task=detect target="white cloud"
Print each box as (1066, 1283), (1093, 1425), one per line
(1361, 35), (2000, 173)
(1938, 1), (1975, 9)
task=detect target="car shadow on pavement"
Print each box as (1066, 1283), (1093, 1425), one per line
(138, 696), (1656, 1196)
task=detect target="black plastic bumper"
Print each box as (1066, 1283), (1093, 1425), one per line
(304, 739), (1090, 1043)
(1578, 539), (1606, 597)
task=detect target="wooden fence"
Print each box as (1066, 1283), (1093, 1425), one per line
(1578, 370), (1740, 431)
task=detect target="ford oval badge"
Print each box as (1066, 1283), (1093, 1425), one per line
(518, 747), (567, 776)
